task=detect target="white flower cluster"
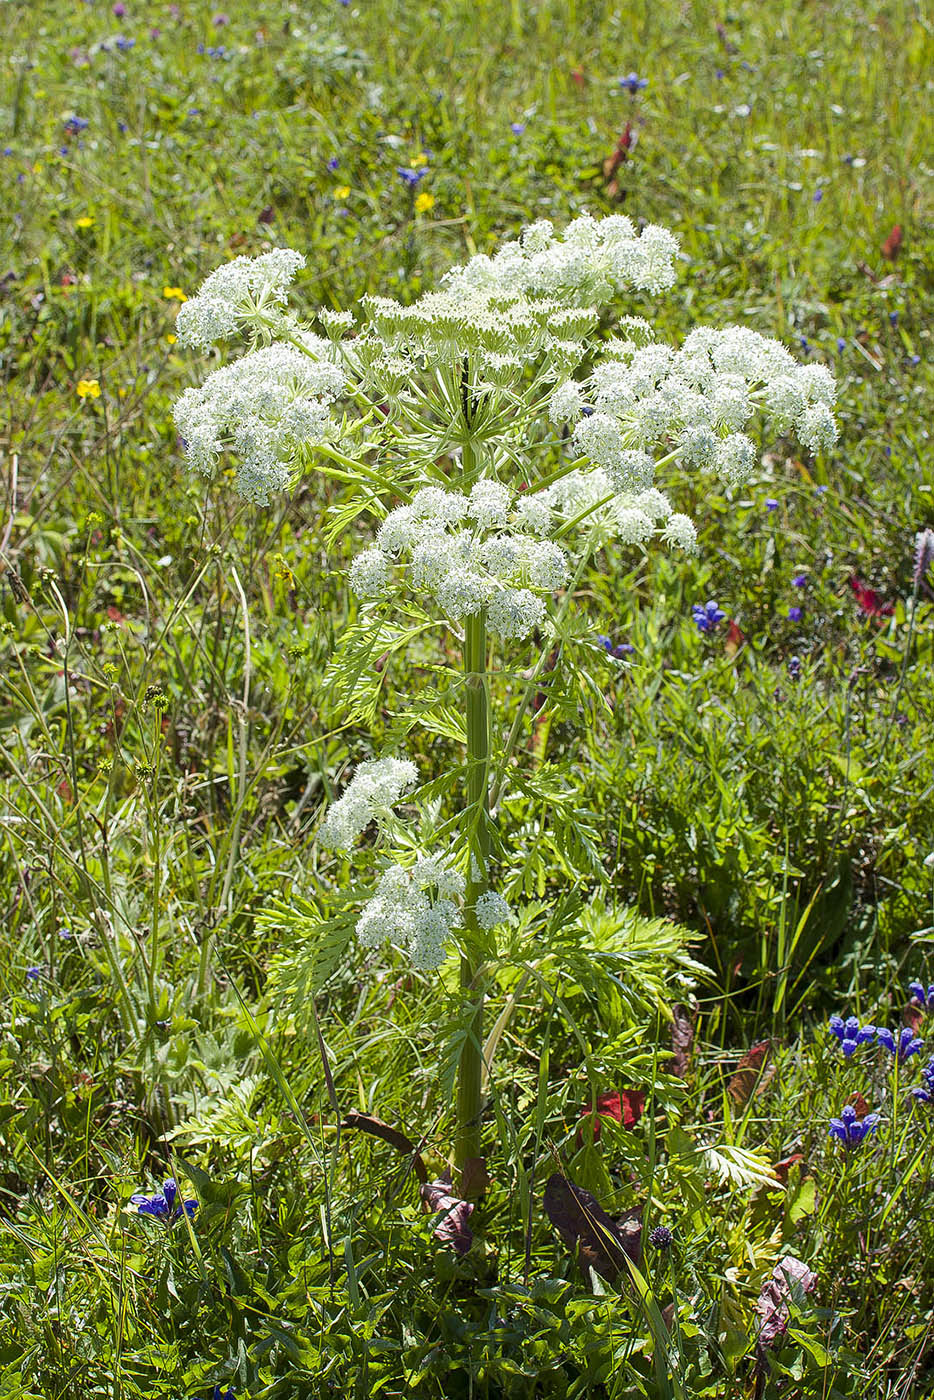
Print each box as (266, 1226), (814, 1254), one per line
(175, 248), (305, 349)
(566, 325), (837, 487)
(317, 757), (417, 849)
(446, 214), (680, 303)
(173, 337), (344, 503)
(356, 855), (465, 970)
(474, 890), (513, 930)
(349, 481), (570, 639)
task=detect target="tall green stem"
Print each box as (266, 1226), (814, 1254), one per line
(455, 608), (491, 1185)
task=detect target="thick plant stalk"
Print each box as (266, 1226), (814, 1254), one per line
(455, 609), (491, 1185)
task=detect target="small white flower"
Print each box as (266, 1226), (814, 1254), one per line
(550, 380), (584, 425)
(663, 513), (697, 552)
(318, 757), (417, 850)
(468, 479), (512, 528)
(349, 548), (391, 598)
(475, 890), (514, 930)
(176, 248), (305, 348)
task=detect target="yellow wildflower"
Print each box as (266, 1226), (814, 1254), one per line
(334, 185), (351, 199)
(411, 152), (428, 169)
(76, 379), (101, 399)
(414, 192), (435, 214)
(163, 286), (187, 301)
(166, 333), (177, 344)
(76, 216), (94, 229)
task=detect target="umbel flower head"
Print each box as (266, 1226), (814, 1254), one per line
(318, 757), (417, 849)
(174, 219), (837, 553)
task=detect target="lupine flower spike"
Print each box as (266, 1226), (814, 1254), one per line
(829, 1104), (879, 1147)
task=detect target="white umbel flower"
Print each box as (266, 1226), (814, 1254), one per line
(172, 340), (344, 503)
(475, 890), (514, 930)
(349, 548), (391, 598)
(176, 248), (305, 348)
(318, 757), (417, 849)
(356, 855), (466, 971)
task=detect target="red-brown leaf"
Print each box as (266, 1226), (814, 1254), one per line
(420, 1173), (474, 1255)
(543, 1173), (641, 1282)
(670, 1004), (694, 1078)
(341, 1111), (428, 1183)
(756, 1255), (817, 1349)
(881, 224), (903, 259)
(727, 1041), (773, 1106)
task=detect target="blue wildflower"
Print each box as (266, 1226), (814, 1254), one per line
(836, 337), (846, 353)
(828, 1015), (876, 1056)
(326, 156), (339, 171)
(619, 72), (648, 94)
(692, 600), (726, 634)
(788, 655), (801, 679)
(130, 1177), (197, 1222)
(877, 1026), (924, 1061)
(829, 1104), (879, 1147)
(909, 981), (934, 1009)
(889, 311), (899, 327)
(800, 337), (810, 355)
(510, 122), (526, 136)
(64, 116), (89, 135)
(912, 1057), (934, 1103)
(212, 1386), (235, 1400)
(909, 354), (921, 367)
(26, 966), (42, 982)
(792, 574), (807, 587)
(788, 606), (802, 622)
(765, 498), (779, 512)
(813, 187), (823, 203)
(396, 167), (424, 187)
(115, 35), (135, 51)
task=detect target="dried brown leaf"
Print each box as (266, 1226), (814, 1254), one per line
(341, 1111), (428, 1183)
(543, 1173), (641, 1282)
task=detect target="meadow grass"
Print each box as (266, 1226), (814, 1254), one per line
(1, 1), (934, 1395)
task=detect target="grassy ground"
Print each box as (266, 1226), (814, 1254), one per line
(2, 1), (934, 1396)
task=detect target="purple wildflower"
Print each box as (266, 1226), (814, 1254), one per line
(877, 1026), (924, 1062)
(829, 1104), (879, 1147)
(396, 167), (423, 186)
(788, 606), (802, 622)
(912, 1057), (934, 1103)
(130, 1177), (197, 1222)
(909, 981), (934, 1009)
(327, 156), (339, 171)
(914, 529), (934, 586)
(828, 1015), (876, 1056)
(692, 600), (726, 634)
(765, 498), (779, 512)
